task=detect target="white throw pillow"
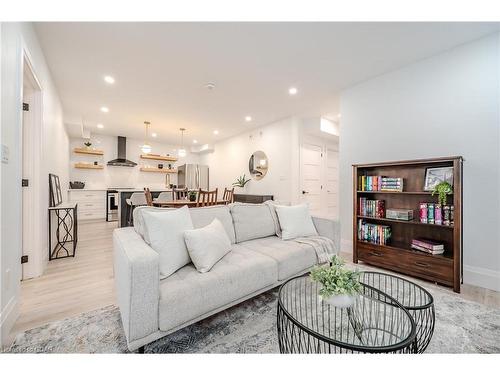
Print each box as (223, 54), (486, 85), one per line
(184, 218), (232, 273)
(142, 205), (194, 279)
(275, 204), (318, 240)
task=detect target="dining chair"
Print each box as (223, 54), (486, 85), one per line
(155, 191), (171, 202)
(144, 188), (154, 207)
(126, 192), (148, 226)
(172, 187), (188, 200)
(223, 187), (234, 204)
(196, 188), (218, 207)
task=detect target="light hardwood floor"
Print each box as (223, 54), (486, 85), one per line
(10, 220), (500, 342)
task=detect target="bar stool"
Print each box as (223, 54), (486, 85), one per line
(126, 192), (147, 226)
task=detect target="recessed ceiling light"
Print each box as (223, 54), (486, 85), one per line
(245, 116), (252, 122)
(96, 123), (104, 129)
(104, 75), (115, 84)
(288, 87), (298, 95)
(151, 132), (157, 138)
(204, 82), (216, 90)
(193, 139), (198, 144)
(213, 130), (219, 135)
(100, 106), (109, 113)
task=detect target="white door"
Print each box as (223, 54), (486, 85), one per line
(299, 142), (323, 216)
(325, 145), (339, 219)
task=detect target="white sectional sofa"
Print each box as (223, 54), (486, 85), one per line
(113, 203), (339, 351)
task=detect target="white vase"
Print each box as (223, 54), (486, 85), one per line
(321, 294), (356, 308)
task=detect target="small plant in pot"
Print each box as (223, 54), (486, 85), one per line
(188, 190), (197, 202)
(431, 181), (453, 206)
(84, 141), (92, 149)
(310, 255), (361, 308)
(232, 174), (251, 189)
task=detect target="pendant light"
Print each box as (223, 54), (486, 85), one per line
(141, 121), (152, 154)
(178, 128), (187, 157)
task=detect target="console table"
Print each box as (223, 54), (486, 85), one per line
(48, 202), (78, 260)
(233, 194), (273, 204)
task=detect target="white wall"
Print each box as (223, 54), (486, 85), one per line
(199, 117), (301, 203)
(0, 22), (69, 346)
(339, 34), (500, 291)
(69, 134), (200, 190)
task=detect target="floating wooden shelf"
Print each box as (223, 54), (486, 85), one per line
(73, 148), (104, 156)
(74, 163), (104, 170)
(140, 154), (177, 162)
(140, 167), (177, 173)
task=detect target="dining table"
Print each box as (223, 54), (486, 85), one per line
(152, 199), (230, 208)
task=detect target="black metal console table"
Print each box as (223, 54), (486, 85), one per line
(48, 202), (78, 260)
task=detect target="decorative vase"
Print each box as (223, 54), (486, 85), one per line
(321, 294), (356, 308)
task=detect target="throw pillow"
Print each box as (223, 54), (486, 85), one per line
(275, 204), (318, 240)
(184, 218), (232, 273)
(142, 205), (194, 279)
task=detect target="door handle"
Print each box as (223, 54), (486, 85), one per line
(302, 190), (309, 194)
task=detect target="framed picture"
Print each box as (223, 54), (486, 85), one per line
(423, 167), (454, 191)
(49, 173), (62, 207)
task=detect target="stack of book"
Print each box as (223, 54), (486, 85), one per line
(359, 198), (385, 218)
(357, 219), (391, 245)
(411, 238), (445, 255)
(358, 176), (404, 192)
(419, 203), (454, 225)
(380, 177), (403, 192)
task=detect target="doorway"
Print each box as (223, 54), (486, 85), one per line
(299, 135), (339, 219)
(21, 54), (43, 280)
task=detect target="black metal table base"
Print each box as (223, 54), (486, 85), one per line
(49, 204), (78, 260)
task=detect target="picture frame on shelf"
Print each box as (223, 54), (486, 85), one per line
(423, 166), (454, 191)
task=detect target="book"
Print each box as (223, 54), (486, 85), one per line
(443, 205), (451, 226)
(357, 219), (391, 245)
(419, 203), (428, 223)
(434, 204), (442, 225)
(411, 238), (444, 251)
(427, 203), (435, 224)
(411, 244), (444, 255)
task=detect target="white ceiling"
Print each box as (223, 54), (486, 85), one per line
(34, 22), (499, 145)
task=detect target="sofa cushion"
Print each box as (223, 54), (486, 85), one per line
(233, 236), (318, 280)
(189, 205), (236, 244)
(275, 204), (318, 240)
(134, 206), (174, 244)
(142, 206), (193, 279)
(184, 218), (232, 273)
(158, 247), (277, 332)
(229, 202), (276, 243)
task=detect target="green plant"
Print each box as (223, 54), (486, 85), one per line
(310, 256), (361, 298)
(84, 141), (92, 147)
(232, 174), (251, 188)
(188, 190), (197, 200)
(431, 181), (453, 206)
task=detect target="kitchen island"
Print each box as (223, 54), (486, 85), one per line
(117, 189), (172, 227)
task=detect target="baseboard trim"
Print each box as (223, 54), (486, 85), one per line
(0, 295), (19, 348)
(463, 265), (500, 292)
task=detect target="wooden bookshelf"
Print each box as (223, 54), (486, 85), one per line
(74, 163), (104, 170)
(140, 154), (177, 162)
(73, 148), (104, 156)
(353, 156), (463, 293)
(140, 167), (177, 173)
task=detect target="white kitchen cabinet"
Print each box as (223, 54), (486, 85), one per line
(68, 189), (106, 220)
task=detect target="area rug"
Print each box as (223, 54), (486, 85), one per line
(5, 278), (500, 354)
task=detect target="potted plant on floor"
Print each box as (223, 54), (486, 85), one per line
(310, 255), (361, 308)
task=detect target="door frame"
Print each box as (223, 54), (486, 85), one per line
(21, 47), (44, 279)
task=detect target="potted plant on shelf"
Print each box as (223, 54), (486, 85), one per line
(84, 141), (92, 150)
(310, 255), (361, 308)
(188, 190), (197, 202)
(431, 181), (453, 206)
(232, 174), (251, 191)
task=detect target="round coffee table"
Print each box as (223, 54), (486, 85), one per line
(277, 275), (418, 353)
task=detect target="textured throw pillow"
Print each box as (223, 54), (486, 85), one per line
(184, 218), (232, 273)
(275, 204), (318, 240)
(142, 205), (194, 279)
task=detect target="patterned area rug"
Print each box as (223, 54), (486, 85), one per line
(5, 279), (500, 354)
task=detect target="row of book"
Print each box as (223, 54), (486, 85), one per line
(357, 219), (391, 245)
(358, 198), (385, 218)
(419, 203), (454, 226)
(358, 176), (404, 192)
(411, 238), (444, 255)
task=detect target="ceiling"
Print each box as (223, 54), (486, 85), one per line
(35, 22), (499, 145)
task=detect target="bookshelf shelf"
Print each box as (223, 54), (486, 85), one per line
(357, 215), (454, 229)
(353, 156), (463, 293)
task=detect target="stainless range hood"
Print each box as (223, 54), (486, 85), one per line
(107, 136), (137, 167)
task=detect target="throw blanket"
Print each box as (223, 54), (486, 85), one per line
(294, 236), (335, 265)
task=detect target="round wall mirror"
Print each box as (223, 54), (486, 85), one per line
(249, 151), (269, 180)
